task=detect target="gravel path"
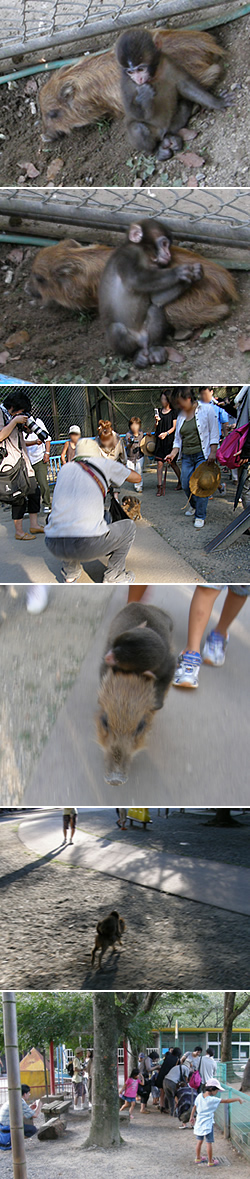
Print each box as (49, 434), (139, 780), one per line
(2, 1103), (249, 1179)
(1, 814), (250, 989)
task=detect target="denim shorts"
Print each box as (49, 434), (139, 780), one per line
(196, 1128), (214, 1143)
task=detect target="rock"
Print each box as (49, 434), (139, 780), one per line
(37, 1116), (65, 1140)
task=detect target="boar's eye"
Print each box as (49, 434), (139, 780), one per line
(35, 275), (46, 285)
(135, 718), (146, 736)
(48, 109), (60, 119)
(100, 713), (109, 732)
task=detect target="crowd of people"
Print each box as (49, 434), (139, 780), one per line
(119, 1045), (243, 1165)
(0, 386), (249, 583)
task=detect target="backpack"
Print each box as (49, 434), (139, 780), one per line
(216, 423), (250, 470)
(189, 1069), (201, 1090)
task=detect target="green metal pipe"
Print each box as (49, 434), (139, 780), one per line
(0, 233), (249, 267)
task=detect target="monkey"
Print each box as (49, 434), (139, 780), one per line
(26, 239), (112, 310)
(100, 602), (176, 709)
(116, 29), (231, 158)
(98, 218), (204, 366)
(122, 496), (142, 520)
(39, 29), (223, 140)
(91, 911), (126, 968)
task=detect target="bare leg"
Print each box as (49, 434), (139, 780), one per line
(170, 457), (182, 488)
(215, 588), (247, 637)
(120, 1100), (129, 1111)
(128, 585), (147, 603)
(157, 460), (163, 494)
(207, 1142), (213, 1165)
(195, 1139), (203, 1162)
(185, 587), (221, 654)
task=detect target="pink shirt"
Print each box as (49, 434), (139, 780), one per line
(124, 1077), (139, 1099)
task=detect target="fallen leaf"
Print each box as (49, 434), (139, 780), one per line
(7, 248), (24, 264)
(18, 175), (26, 184)
(46, 157), (64, 182)
(5, 329), (30, 348)
(17, 161), (40, 178)
(238, 334), (250, 352)
(180, 152), (205, 167)
(167, 346), (183, 363)
(179, 127), (198, 141)
(186, 175), (198, 187)
(0, 350), (10, 364)
(24, 78), (38, 95)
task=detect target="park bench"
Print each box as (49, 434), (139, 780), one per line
(128, 808), (152, 830)
(41, 1097), (72, 1122)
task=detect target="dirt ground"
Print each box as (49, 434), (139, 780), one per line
(0, 237), (249, 384)
(0, 17), (250, 187)
(2, 1101), (249, 1179)
(0, 584), (112, 803)
(1, 811), (250, 989)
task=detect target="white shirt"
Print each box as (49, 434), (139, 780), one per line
(26, 417), (51, 465)
(45, 456), (128, 539)
(234, 385), (250, 426)
(200, 1055), (217, 1085)
(173, 401), (219, 460)
(0, 1098), (33, 1125)
(194, 1092), (221, 1136)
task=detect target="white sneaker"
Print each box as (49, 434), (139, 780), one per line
(185, 507), (195, 517)
(103, 571), (135, 584)
(194, 518), (205, 529)
(26, 586), (49, 614)
(202, 630), (229, 667)
(173, 651), (202, 689)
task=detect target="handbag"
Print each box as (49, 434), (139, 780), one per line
(0, 453), (34, 504)
(216, 423), (250, 469)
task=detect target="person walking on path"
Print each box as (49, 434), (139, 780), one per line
(63, 807), (78, 844)
(166, 388), (219, 528)
(173, 584), (250, 689)
(190, 1078), (243, 1167)
(119, 1070), (140, 1119)
(0, 391), (44, 541)
(154, 391), (181, 495)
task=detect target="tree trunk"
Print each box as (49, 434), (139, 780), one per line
(240, 1059), (250, 1092)
(206, 810), (240, 827)
(220, 993), (236, 1061)
(84, 994), (121, 1149)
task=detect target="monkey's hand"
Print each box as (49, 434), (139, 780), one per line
(135, 82), (155, 117)
(176, 263), (203, 285)
(217, 90), (235, 108)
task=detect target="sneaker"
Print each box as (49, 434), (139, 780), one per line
(61, 567), (82, 583)
(185, 507), (195, 517)
(26, 585), (49, 614)
(218, 482), (226, 495)
(103, 571), (135, 584)
(173, 650), (202, 689)
(202, 629), (229, 667)
(194, 518), (205, 529)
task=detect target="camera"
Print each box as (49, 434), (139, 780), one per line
(25, 415), (49, 443)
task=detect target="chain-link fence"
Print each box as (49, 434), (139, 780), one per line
(215, 1081), (250, 1164)
(0, 188), (250, 261)
(1, 0), (245, 63)
(0, 383), (88, 438)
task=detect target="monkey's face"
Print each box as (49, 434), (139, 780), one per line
(154, 235), (172, 267)
(126, 64), (150, 86)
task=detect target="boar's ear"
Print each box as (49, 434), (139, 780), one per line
(142, 670), (156, 680)
(105, 649), (116, 666)
(59, 82), (75, 103)
(64, 239), (82, 249)
(137, 621), (147, 630)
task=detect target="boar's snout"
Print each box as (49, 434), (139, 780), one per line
(104, 770), (128, 787)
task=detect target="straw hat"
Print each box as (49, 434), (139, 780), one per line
(189, 460), (221, 498)
(140, 434), (155, 454)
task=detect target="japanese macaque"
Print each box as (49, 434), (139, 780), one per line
(122, 496), (142, 520)
(26, 239), (112, 310)
(99, 219), (203, 367)
(39, 29), (223, 139)
(97, 602), (175, 785)
(116, 28), (231, 158)
(91, 911), (126, 967)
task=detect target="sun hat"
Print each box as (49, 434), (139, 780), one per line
(205, 1079), (224, 1091)
(189, 460), (221, 498)
(75, 438), (101, 460)
(69, 425), (81, 435)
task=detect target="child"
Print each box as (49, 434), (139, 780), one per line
(119, 1069), (140, 1119)
(125, 417), (144, 491)
(190, 1078), (243, 1166)
(61, 426), (81, 464)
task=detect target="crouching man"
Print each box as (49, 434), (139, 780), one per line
(45, 438), (141, 583)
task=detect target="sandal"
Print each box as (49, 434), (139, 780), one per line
(156, 486), (163, 496)
(29, 526), (45, 534)
(15, 533), (35, 540)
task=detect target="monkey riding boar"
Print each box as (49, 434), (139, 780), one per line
(91, 911), (126, 968)
(116, 29), (231, 159)
(97, 602), (176, 785)
(98, 219), (237, 368)
(39, 29), (223, 141)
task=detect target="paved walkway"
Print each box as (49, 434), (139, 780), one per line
(24, 585), (250, 806)
(0, 506), (198, 584)
(18, 809), (250, 917)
